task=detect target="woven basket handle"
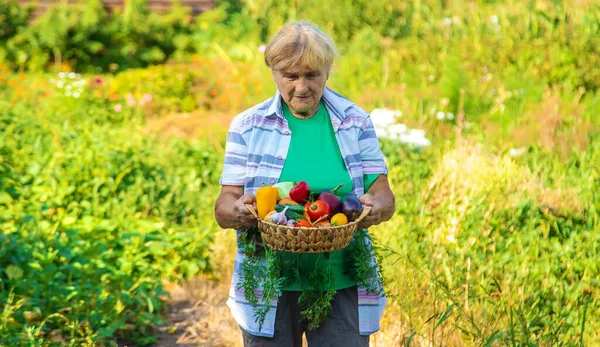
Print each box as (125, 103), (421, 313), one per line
(354, 205), (372, 224)
(245, 204), (259, 220)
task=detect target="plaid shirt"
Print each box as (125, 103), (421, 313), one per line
(220, 87), (388, 337)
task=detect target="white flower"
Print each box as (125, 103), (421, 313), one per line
(436, 111), (445, 120)
(59, 72), (66, 78)
(446, 112), (455, 120)
(509, 148), (527, 157)
(443, 17), (452, 26)
(68, 72), (76, 79)
(491, 15), (499, 24)
(409, 129), (426, 137)
(258, 44), (267, 53)
(371, 108), (402, 129)
(374, 126), (388, 139)
(73, 92), (80, 99)
(398, 129), (431, 148)
(387, 123), (408, 135)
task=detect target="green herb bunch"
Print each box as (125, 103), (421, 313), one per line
(237, 227), (285, 331)
(237, 227), (385, 331)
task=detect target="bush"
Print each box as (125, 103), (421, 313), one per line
(0, 103), (219, 345)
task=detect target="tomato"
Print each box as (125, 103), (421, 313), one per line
(307, 200), (330, 221)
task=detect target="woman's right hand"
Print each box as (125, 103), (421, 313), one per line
(233, 193), (258, 228)
(214, 186), (258, 230)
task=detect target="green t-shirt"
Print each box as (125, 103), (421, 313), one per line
(278, 100), (379, 291)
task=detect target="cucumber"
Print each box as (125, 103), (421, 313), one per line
(275, 204), (306, 221)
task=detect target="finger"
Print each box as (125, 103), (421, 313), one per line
(359, 194), (375, 206)
(234, 202), (255, 219)
(360, 208), (382, 226)
(241, 194), (256, 204)
(237, 206), (256, 219)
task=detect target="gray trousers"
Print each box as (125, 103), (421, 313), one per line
(240, 286), (369, 347)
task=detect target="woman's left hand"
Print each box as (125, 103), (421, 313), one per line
(356, 174), (396, 229)
(357, 194), (383, 228)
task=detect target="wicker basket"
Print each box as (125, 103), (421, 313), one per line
(245, 204), (371, 253)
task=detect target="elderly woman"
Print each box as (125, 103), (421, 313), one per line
(214, 21), (395, 346)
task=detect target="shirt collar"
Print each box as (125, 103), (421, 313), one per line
(265, 89), (284, 119)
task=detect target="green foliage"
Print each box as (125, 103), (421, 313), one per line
(2, 0), (195, 72)
(4, 0), (107, 72)
(297, 265), (336, 331)
(0, 99), (220, 344)
(0, 0), (599, 344)
(110, 64), (199, 114)
(0, 0), (31, 40)
(377, 137), (600, 345)
(237, 228), (285, 331)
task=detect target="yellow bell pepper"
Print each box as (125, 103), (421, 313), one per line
(256, 185), (279, 220)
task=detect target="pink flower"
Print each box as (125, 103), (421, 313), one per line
(89, 76), (103, 88)
(126, 93), (136, 106)
(258, 44), (266, 53)
(139, 93), (152, 105)
(114, 104), (122, 112)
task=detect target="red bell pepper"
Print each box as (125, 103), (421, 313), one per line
(289, 181), (310, 203)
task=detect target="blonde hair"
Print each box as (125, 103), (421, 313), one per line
(264, 21), (338, 71)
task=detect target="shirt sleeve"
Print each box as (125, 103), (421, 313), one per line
(363, 173), (381, 192)
(358, 115), (388, 175)
(219, 114), (248, 186)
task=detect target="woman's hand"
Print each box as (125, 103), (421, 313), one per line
(357, 194), (383, 229)
(233, 193), (258, 228)
(215, 186), (258, 230)
(357, 175), (395, 229)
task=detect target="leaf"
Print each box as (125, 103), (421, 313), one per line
(5, 265), (23, 280)
(115, 299), (124, 314)
(145, 240), (168, 256)
(23, 308), (42, 323)
(49, 329), (65, 343)
(406, 331), (416, 346)
(62, 216), (77, 226)
(485, 330), (505, 346)
(146, 295), (154, 314)
(424, 312), (439, 324)
(0, 192), (13, 205)
(434, 303), (454, 330)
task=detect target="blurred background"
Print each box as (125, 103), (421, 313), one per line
(0, 0), (598, 345)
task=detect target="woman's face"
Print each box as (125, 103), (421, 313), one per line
(272, 65), (329, 118)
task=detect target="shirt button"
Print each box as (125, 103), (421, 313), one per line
(270, 179), (275, 184)
(277, 155), (283, 160)
(284, 130), (290, 135)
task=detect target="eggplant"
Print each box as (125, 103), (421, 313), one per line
(340, 193), (363, 222)
(312, 182), (344, 212)
(317, 192), (341, 214)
